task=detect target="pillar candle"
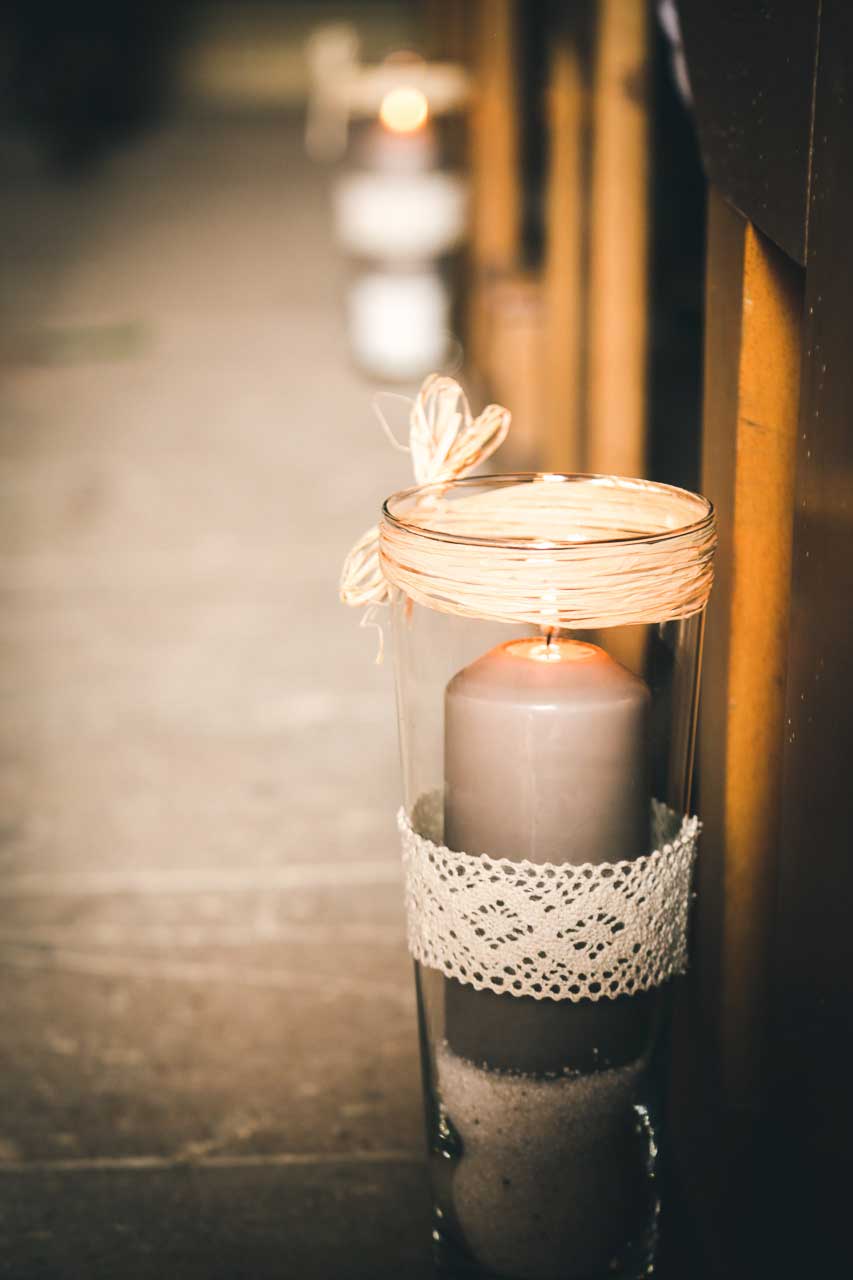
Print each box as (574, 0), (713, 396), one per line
(443, 635), (654, 1073)
(334, 84), (467, 261)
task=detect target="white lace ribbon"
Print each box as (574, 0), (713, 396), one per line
(398, 793), (699, 1003)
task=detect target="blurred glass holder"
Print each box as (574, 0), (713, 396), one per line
(346, 270), (451, 382)
(354, 445), (716, 1278)
(334, 168), (467, 259)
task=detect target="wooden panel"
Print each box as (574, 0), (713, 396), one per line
(645, 7), (706, 496)
(698, 190), (803, 1111)
(679, 0), (819, 264)
(484, 272), (544, 471)
(716, 216), (802, 1104)
(770, 0), (853, 1265)
(422, 0), (469, 62)
(468, 0), (522, 371)
(469, 0), (520, 268)
(586, 0), (650, 478)
(542, 38), (585, 473)
(693, 192), (744, 1082)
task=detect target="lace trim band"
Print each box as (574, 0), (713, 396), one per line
(398, 793), (699, 1003)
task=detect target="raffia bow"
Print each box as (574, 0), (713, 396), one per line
(340, 374), (511, 610)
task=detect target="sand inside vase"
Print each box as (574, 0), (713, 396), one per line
(435, 1042), (657, 1280)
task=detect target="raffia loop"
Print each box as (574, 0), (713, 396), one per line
(408, 374), (510, 484)
(340, 375), (511, 609)
(339, 523), (387, 609)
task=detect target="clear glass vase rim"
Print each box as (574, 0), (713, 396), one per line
(381, 472), (715, 552)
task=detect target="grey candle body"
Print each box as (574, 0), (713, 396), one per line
(445, 638), (649, 864)
(443, 638), (653, 1072)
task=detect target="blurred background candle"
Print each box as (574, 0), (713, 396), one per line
(332, 81), (468, 381)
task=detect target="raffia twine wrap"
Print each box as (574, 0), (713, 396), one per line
(380, 474), (715, 629)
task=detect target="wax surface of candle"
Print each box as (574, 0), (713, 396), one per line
(445, 637), (650, 866)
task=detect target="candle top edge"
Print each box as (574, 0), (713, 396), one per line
(446, 639), (650, 707)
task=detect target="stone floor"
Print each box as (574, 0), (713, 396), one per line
(0, 113), (432, 1277)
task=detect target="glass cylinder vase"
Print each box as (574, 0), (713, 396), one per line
(382, 473), (716, 1280)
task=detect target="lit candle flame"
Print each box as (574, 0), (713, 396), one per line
(506, 637), (597, 664)
(379, 86), (429, 134)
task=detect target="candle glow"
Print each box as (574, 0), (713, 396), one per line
(506, 636), (597, 664)
(379, 86), (429, 134)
